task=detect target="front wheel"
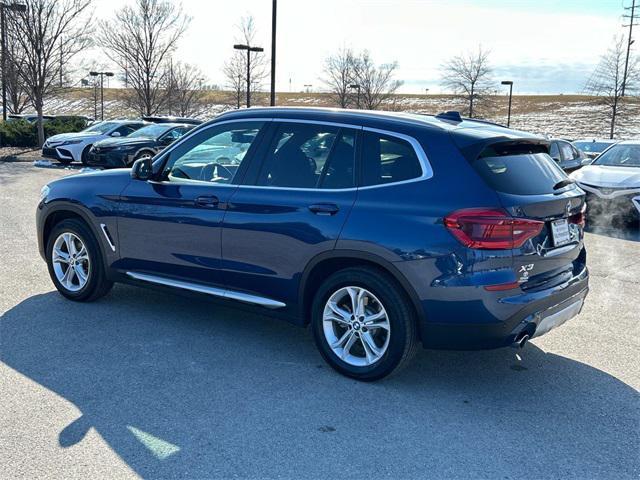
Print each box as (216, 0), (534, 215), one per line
(311, 267), (418, 381)
(46, 219), (113, 301)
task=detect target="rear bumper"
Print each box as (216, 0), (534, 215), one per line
(412, 264), (589, 350)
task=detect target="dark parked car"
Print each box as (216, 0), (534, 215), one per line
(37, 108), (589, 380)
(142, 115), (202, 126)
(548, 139), (587, 172)
(86, 123), (194, 168)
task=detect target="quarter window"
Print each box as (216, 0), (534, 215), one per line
(361, 131), (423, 186)
(162, 121), (264, 184)
(256, 123), (356, 189)
(559, 142), (575, 161)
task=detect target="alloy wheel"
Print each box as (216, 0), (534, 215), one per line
(52, 232), (90, 292)
(322, 286), (391, 367)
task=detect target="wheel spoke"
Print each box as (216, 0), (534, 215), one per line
(76, 245), (88, 262)
(62, 265), (76, 288)
(74, 265), (87, 285)
(364, 310), (389, 331)
(346, 287), (359, 314)
(331, 329), (351, 349)
(327, 301), (351, 323)
(53, 248), (70, 263)
(361, 331), (382, 363)
(63, 233), (77, 256)
(340, 332), (357, 359)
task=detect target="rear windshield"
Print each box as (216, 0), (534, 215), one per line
(573, 141), (612, 153)
(473, 147), (569, 195)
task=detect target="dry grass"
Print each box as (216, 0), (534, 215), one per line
(34, 88), (640, 140)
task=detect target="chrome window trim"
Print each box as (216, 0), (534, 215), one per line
(126, 271), (286, 309)
(155, 116), (434, 191)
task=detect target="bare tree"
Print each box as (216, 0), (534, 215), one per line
(166, 61), (207, 117)
(222, 53), (245, 109)
(2, 19), (30, 115)
(440, 46), (493, 118)
(352, 51), (403, 110)
(6, 0), (92, 145)
(322, 47), (356, 108)
(585, 36), (640, 139)
(99, 0), (190, 116)
(222, 16), (268, 108)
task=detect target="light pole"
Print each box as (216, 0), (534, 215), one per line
(1, 1), (26, 121)
(234, 43), (264, 108)
(90, 71), (114, 120)
(304, 84), (312, 93)
(501, 80), (513, 127)
(270, 0), (277, 106)
(349, 84), (361, 109)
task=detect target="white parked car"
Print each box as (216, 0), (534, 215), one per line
(570, 140), (640, 224)
(42, 120), (147, 165)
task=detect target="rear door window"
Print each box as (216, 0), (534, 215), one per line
(256, 123), (356, 189)
(473, 145), (569, 195)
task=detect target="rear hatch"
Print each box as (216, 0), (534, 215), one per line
(473, 141), (586, 290)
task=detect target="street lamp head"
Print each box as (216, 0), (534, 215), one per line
(349, 84), (360, 89)
(249, 46), (264, 52)
(89, 71), (99, 76)
(105, 72), (114, 77)
(501, 80), (513, 85)
(234, 44), (249, 50)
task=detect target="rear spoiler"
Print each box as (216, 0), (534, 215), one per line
(454, 136), (551, 163)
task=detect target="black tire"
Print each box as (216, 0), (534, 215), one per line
(131, 151), (153, 166)
(311, 266), (418, 381)
(46, 219), (113, 302)
(80, 145), (92, 165)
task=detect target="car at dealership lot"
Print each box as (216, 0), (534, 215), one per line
(42, 120), (147, 165)
(570, 140), (640, 224)
(572, 138), (618, 162)
(142, 115), (203, 126)
(548, 138), (588, 172)
(85, 123), (194, 168)
(36, 107), (589, 381)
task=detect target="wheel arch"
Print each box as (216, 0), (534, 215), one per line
(41, 203), (109, 270)
(298, 250), (426, 329)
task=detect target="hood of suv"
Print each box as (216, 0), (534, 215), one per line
(571, 165), (640, 188)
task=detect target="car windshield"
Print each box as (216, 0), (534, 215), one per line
(83, 122), (118, 134)
(128, 124), (172, 139)
(593, 144), (640, 167)
(573, 141), (612, 153)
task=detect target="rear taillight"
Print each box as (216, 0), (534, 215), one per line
(444, 208), (544, 250)
(569, 203), (587, 227)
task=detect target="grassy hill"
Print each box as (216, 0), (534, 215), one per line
(34, 88), (640, 140)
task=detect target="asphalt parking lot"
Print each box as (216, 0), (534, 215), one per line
(1, 161), (639, 479)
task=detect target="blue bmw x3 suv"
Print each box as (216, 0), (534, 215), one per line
(37, 107), (589, 380)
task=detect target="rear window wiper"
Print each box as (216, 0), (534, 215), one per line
(553, 179), (575, 190)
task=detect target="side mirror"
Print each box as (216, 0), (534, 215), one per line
(111, 131), (121, 137)
(131, 157), (153, 180)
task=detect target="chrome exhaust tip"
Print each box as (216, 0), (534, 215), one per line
(511, 333), (530, 349)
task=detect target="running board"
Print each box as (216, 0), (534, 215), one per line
(125, 271), (286, 309)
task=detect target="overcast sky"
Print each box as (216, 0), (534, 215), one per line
(91, 0), (627, 94)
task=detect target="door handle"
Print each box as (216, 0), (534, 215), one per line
(195, 195), (219, 208)
(308, 203), (339, 215)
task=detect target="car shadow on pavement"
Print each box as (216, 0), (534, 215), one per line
(1, 286), (638, 479)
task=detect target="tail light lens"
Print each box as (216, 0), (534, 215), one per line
(444, 208), (544, 250)
(569, 203), (587, 227)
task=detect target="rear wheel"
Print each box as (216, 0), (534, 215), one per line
(311, 267), (418, 381)
(46, 219), (113, 301)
